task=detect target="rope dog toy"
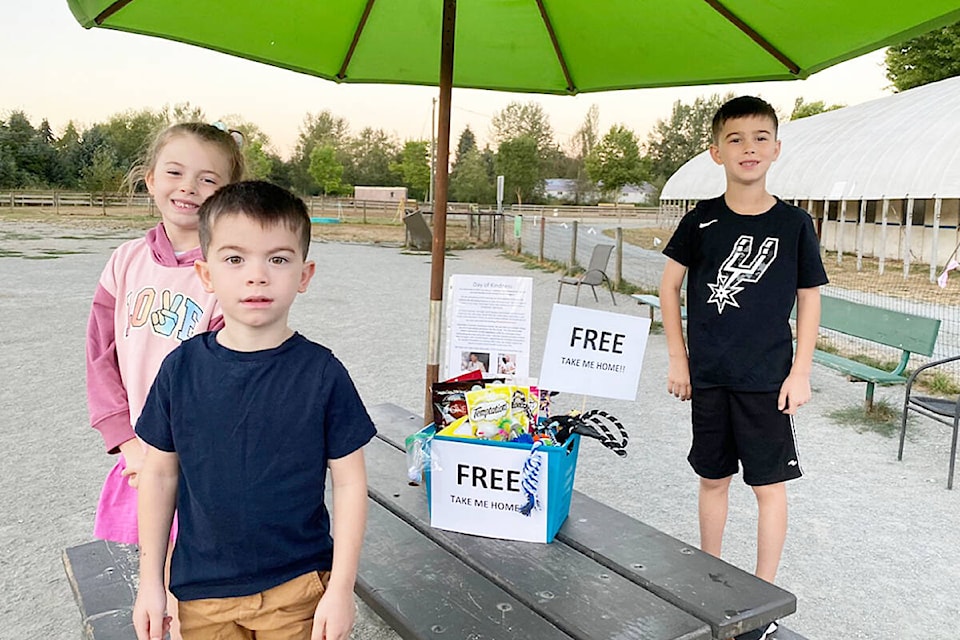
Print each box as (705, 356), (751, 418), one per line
(519, 440), (544, 516)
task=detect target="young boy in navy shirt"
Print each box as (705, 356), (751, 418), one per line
(133, 181), (376, 640)
(660, 96), (828, 640)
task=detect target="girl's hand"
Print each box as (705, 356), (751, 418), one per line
(119, 438), (146, 488)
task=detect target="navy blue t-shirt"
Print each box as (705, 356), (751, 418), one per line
(663, 196), (828, 391)
(136, 331), (376, 601)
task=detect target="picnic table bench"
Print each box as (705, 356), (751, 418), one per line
(63, 402), (806, 640)
(795, 294), (941, 409)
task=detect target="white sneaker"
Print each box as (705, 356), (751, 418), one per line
(734, 620), (779, 640)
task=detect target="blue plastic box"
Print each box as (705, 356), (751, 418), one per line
(419, 426), (580, 543)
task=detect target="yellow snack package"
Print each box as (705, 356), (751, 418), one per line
(436, 415), (475, 438)
(466, 386), (512, 440)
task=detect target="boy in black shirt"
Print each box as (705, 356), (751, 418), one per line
(661, 96), (828, 640)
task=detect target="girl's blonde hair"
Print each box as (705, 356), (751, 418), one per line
(125, 122), (246, 193)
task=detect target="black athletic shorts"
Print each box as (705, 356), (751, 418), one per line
(688, 387), (802, 486)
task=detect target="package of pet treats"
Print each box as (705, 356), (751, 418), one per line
(465, 385), (512, 440)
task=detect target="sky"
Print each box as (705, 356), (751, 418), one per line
(5, 0), (895, 160)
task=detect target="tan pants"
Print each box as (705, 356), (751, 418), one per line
(178, 571), (330, 640)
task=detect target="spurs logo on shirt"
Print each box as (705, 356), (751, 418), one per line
(125, 287), (205, 340)
(707, 235), (779, 314)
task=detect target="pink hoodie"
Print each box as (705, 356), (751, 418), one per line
(86, 223), (222, 542)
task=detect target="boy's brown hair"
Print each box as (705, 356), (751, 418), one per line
(711, 96), (778, 143)
(198, 181), (312, 259)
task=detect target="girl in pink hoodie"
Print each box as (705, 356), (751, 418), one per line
(85, 124), (244, 542)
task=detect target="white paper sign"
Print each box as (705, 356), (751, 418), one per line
(538, 304), (650, 400)
(429, 439), (549, 542)
(445, 275), (533, 380)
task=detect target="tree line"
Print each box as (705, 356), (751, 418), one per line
(2, 23), (955, 206)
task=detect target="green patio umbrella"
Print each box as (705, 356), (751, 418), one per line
(67, 0), (960, 418)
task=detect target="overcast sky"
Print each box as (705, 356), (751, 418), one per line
(5, 0), (895, 159)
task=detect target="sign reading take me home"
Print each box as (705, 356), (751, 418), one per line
(538, 304), (650, 401)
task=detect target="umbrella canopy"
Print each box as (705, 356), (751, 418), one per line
(66, 0), (960, 419)
(68, 1), (960, 94)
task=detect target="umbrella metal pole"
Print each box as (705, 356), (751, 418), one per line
(424, 0), (456, 424)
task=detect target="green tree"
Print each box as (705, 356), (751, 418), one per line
(453, 126), (477, 168)
(495, 135), (542, 205)
(99, 109), (167, 173)
(450, 148), (494, 203)
(292, 111), (351, 193)
(241, 139), (273, 180)
(391, 140), (430, 201)
(219, 116), (273, 179)
(38, 119), (55, 144)
(55, 121), (84, 188)
(344, 127), (399, 188)
(0, 146), (16, 188)
(790, 97), (845, 120)
(162, 101), (206, 124)
(490, 101), (555, 169)
(645, 93), (732, 189)
(885, 21), (960, 91)
(541, 146), (578, 179)
(568, 104), (600, 203)
(80, 147), (125, 214)
(0, 111), (61, 187)
(585, 125), (647, 203)
(309, 144), (344, 195)
(265, 153), (297, 191)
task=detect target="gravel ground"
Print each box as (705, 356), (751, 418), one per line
(1, 221), (958, 639)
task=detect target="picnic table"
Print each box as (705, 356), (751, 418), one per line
(63, 402), (804, 640)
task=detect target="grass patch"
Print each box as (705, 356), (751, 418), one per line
(615, 280), (642, 296)
(922, 370), (960, 396)
(828, 399), (901, 437)
(502, 251), (568, 274)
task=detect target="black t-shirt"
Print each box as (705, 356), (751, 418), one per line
(663, 196), (828, 391)
(136, 331), (377, 601)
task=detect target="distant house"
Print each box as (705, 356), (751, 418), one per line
(616, 183), (656, 205)
(354, 186), (407, 203)
(543, 178), (580, 202)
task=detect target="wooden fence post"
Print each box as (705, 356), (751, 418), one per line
(615, 227), (623, 287)
(569, 220), (579, 268)
(538, 216), (545, 263)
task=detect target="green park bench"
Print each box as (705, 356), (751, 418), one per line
(797, 294), (941, 410)
(633, 274), (687, 321)
(633, 293), (687, 321)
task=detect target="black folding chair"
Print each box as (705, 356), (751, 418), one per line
(899, 354), (960, 489)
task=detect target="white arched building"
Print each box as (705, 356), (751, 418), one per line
(660, 76), (960, 275)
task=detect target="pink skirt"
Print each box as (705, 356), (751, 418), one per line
(94, 454), (177, 544)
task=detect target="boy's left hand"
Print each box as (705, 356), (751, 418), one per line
(311, 586), (356, 640)
(778, 372), (811, 415)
